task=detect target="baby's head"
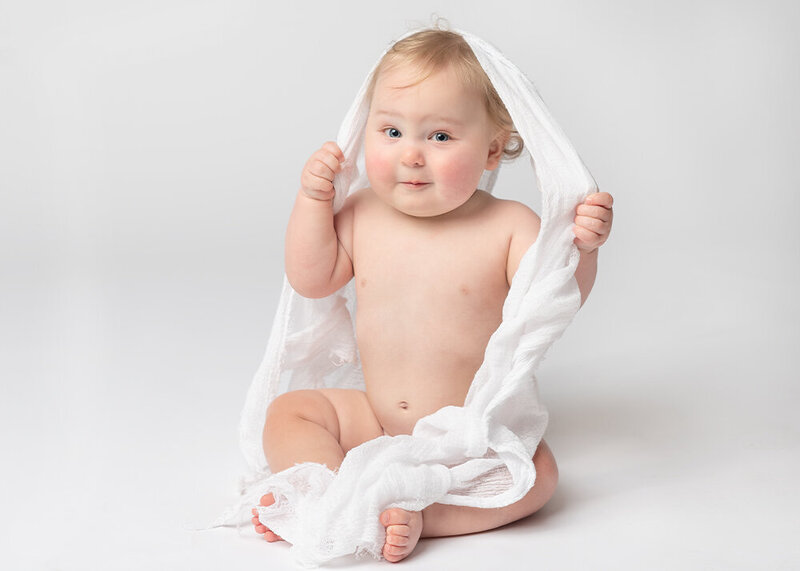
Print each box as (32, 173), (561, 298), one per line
(362, 29), (523, 217)
(366, 29), (523, 161)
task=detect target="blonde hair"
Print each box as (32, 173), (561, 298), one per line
(366, 29), (524, 161)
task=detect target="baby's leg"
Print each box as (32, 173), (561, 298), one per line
(253, 391), (555, 562)
(418, 440), (559, 538)
(252, 389), (384, 541)
(262, 388), (384, 473)
(379, 441), (557, 562)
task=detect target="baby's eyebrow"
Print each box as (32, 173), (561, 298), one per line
(372, 110), (465, 127)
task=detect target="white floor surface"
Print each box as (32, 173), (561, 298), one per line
(3, 273), (798, 570)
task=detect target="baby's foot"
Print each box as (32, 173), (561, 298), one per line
(251, 493), (284, 543)
(380, 508), (423, 563)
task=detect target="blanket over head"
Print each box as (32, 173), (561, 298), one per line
(225, 28), (597, 567)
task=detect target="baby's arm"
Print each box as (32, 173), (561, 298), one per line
(572, 192), (614, 305)
(505, 192), (614, 306)
(506, 203), (542, 285)
(285, 142), (354, 298)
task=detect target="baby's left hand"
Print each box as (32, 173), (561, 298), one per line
(573, 192), (614, 253)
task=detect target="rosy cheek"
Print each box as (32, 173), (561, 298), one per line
(365, 148), (392, 184)
(437, 154), (483, 195)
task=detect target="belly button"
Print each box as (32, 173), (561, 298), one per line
(398, 401), (409, 410)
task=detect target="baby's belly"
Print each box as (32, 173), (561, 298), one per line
(353, 250), (509, 435)
(364, 371), (472, 436)
(357, 308), (501, 436)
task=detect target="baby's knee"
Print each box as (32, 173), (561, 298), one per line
(264, 390), (339, 434)
(530, 441), (559, 507)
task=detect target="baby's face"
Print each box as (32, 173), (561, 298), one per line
(364, 64), (502, 218)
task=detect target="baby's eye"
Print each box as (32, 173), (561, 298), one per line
(432, 132), (450, 142)
(384, 127), (402, 138)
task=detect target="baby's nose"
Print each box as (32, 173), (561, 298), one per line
(401, 145), (425, 167)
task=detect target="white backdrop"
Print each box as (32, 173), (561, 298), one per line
(2, 1), (798, 569)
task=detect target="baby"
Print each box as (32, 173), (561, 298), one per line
(251, 29), (613, 563)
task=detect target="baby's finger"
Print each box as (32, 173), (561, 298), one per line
(315, 148), (344, 175)
(307, 158), (338, 182)
(303, 177), (335, 196)
(300, 169), (336, 199)
(585, 192), (613, 209)
(300, 168), (330, 190)
(576, 204), (611, 223)
(321, 141), (346, 164)
(575, 215), (607, 235)
(573, 224), (601, 251)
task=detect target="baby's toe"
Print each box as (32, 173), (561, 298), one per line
(264, 530), (282, 542)
(252, 511), (269, 535)
(386, 530), (409, 547)
(381, 508), (411, 526)
(259, 493), (276, 507)
(383, 543), (406, 557)
(380, 508), (422, 563)
(383, 543), (410, 563)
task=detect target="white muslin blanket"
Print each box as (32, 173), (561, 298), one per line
(223, 29), (597, 567)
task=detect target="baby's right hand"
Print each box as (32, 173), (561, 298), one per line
(300, 142), (345, 201)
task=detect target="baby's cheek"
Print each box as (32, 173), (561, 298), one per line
(439, 154), (485, 195)
(365, 151), (392, 186)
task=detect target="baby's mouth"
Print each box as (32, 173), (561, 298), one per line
(401, 181), (430, 188)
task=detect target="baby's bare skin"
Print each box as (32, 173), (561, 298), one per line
(343, 187), (537, 436)
(253, 63), (613, 562)
(253, 189), (550, 562)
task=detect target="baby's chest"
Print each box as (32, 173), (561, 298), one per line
(352, 226), (509, 310)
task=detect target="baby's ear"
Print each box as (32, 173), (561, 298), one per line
(486, 132), (507, 170)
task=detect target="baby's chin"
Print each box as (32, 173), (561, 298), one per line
(392, 203), (462, 218)
(396, 205), (452, 218)
(371, 188), (478, 219)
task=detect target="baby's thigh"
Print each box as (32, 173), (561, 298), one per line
(266, 388), (381, 454)
(317, 388), (384, 453)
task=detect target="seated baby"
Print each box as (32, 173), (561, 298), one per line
(251, 28), (613, 563)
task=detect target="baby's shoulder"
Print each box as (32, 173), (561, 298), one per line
(482, 193), (541, 232)
(483, 195), (541, 284)
(335, 187), (375, 225)
(338, 186), (368, 208)
(339, 187), (381, 215)
(333, 189), (375, 254)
